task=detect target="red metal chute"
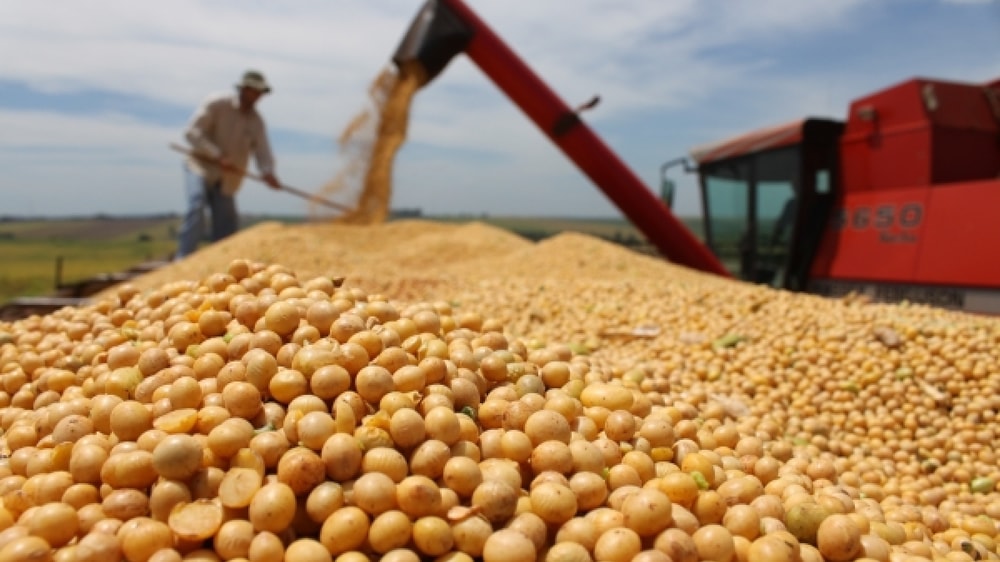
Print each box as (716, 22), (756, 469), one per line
(393, 0), (729, 277)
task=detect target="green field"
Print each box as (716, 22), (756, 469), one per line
(0, 214), (703, 305)
(0, 217), (179, 303)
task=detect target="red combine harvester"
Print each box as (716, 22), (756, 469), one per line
(394, 0), (1000, 314)
(680, 78), (1000, 314)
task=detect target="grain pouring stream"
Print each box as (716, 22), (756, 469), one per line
(310, 61), (427, 225)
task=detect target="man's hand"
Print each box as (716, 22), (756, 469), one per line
(262, 172), (282, 190)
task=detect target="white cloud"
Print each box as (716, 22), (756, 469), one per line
(0, 0), (870, 138)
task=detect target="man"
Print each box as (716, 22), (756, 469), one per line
(175, 69), (282, 259)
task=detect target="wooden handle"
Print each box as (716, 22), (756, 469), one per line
(169, 143), (353, 213)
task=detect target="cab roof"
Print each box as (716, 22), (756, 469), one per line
(689, 119), (807, 165)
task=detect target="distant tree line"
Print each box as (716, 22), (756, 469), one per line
(0, 212), (181, 222)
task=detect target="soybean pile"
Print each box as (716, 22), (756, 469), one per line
(1, 220), (999, 562)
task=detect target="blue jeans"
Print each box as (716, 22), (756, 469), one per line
(176, 166), (238, 258)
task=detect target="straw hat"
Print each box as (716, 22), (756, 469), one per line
(236, 70), (272, 94)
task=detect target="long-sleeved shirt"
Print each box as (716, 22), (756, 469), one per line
(184, 92), (275, 196)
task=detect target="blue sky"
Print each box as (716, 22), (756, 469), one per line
(1, 0), (997, 219)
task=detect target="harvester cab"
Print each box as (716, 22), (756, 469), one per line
(678, 119), (844, 292)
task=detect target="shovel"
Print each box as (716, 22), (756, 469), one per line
(169, 143), (353, 213)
